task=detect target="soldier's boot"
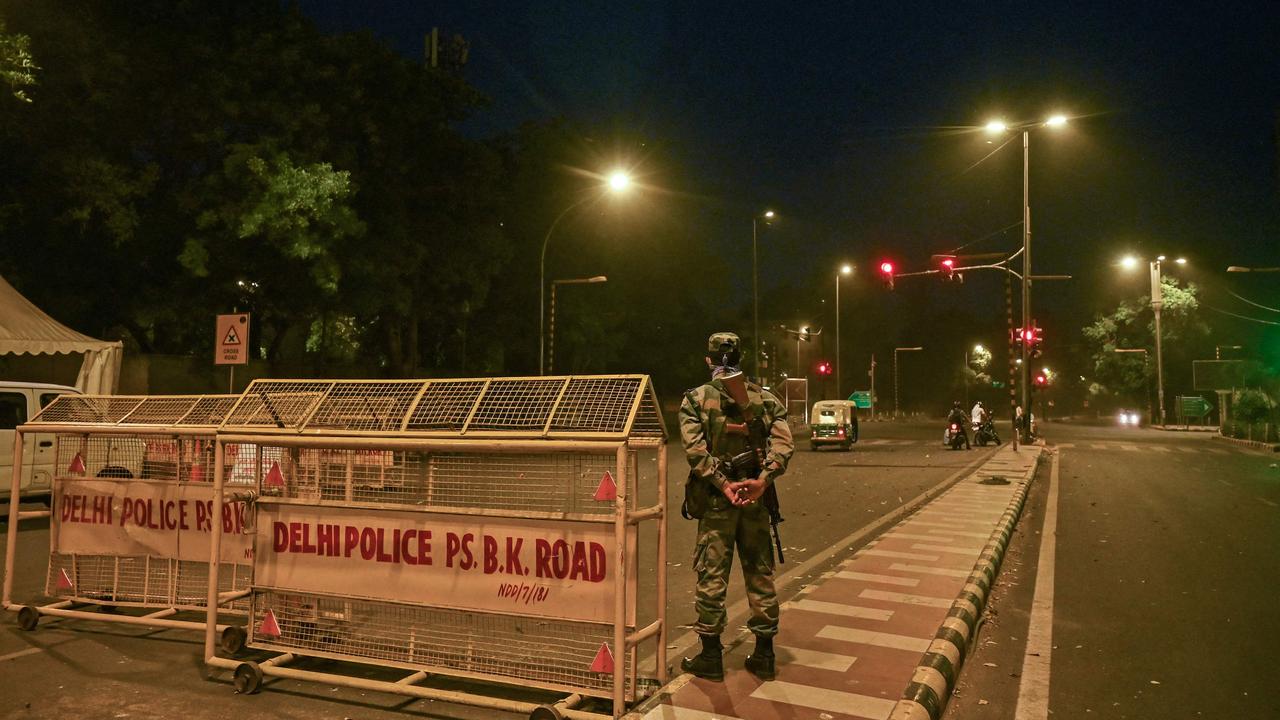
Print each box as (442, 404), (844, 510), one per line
(744, 634), (776, 681)
(680, 634), (724, 681)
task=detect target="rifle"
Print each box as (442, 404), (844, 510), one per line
(720, 371), (786, 564)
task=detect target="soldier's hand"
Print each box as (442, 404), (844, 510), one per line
(720, 480), (744, 504)
(734, 476), (767, 505)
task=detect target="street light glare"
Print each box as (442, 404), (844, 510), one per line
(840, 264), (853, 275)
(974, 344), (985, 353)
(984, 120), (1008, 134)
(1045, 114), (1068, 128)
(1120, 256), (1139, 270)
(1175, 257), (1187, 265)
(763, 210), (775, 219)
(607, 171), (631, 192)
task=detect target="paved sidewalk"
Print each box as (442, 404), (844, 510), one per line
(631, 445), (1042, 720)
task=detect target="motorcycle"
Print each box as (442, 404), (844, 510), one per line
(944, 421), (967, 450)
(973, 419), (1001, 446)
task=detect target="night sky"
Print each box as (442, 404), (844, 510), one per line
(299, 1), (1279, 395)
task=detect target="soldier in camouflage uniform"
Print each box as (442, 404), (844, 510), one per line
(679, 332), (794, 681)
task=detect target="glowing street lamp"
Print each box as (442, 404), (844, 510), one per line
(836, 263), (854, 398)
(540, 170), (631, 374)
(984, 113), (1070, 440)
(1118, 254), (1188, 425)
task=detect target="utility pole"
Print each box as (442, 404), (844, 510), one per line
(869, 354), (877, 420)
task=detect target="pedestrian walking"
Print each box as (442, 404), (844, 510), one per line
(678, 332), (794, 681)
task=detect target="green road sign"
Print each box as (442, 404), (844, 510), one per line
(992, 381), (1006, 388)
(1179, 395), (1211, 418)
(849, 391), (873, 409)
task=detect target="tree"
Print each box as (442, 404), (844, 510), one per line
(0, 15), (36, 102)
(1082, 278), (1209, 409)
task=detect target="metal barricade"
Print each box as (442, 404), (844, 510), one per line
(203, 376), (669, 719)
(3, 394), (253, 651)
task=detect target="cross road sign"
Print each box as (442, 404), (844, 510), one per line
(216, 313), (250, 365)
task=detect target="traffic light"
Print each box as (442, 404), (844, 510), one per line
(938, 255), (956, 281)
(1029, 326), (1044, 359)
(879, 261), (895, 290)
(1035, 374), (1047, 386)
(816, 361), (832, 376)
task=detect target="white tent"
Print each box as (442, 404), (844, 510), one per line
(0, 274), (122, 394)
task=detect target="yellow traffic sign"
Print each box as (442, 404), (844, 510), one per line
(215, 313), (250, 365)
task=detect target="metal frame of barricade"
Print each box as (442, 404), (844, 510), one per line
(2, 395), (252, 651)
(201, 376), (668, 720)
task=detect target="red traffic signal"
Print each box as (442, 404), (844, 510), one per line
(816, 361), (833, 376)
(1034, 374), (1047, 386)
(878, 261), (895, 289)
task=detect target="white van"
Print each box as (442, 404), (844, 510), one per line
(0, 381), (82, 502)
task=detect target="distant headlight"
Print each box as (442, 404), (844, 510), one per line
(1129, 413), (1140, 425)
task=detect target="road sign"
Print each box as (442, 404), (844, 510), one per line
(216, 313), (250, 365)
(848, 391), (873, 409)
(1179, 395), (1212, 419)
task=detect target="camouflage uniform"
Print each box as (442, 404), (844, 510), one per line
(679, 337), (794, 639)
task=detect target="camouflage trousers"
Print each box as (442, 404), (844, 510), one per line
(692, 495), (778, 638)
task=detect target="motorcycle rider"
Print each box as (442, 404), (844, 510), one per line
(947, 401), (971, 449)
(970, 400), (987, 426)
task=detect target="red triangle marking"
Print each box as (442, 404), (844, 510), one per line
(592, 470), (617, 502)
(589, 642), (614, 674)
(68, 453), (86, 474)
(258, 608), (281, 638)
(57, 568), (74, 590)
(263, 461), (285, 488)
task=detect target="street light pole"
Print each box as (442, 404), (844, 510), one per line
(893, 346), (923, 419)
(1021, 130), (1032, 440)
(1150, 259), (1166, 426)
(752, 210), (775, 380)
(539, 171), (631, 376)
(836, 264), (853, 399)
(548, 276), (607, 374)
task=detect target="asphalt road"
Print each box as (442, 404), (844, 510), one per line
(0, 420), (991, 720)
(945, 422), (1280, 720)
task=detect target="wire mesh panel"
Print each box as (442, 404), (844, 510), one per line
(220, 375), (667, 441)
(405, 380), (486, 431)
(34, 395), (145, 424)
(249, 589), (629, 698)
(46, 553), (251, 611)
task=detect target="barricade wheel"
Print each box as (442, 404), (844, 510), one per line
(528, 706), (565, 720)
(233, 661), (263, 695)
(17, 606), (40, 631)
(220, 626), (248, 655)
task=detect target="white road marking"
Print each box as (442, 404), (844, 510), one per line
(1203, 447), (1228, 455)
(1055, 442), (1075, 449)
(910, 542), (985, 555)
(889, 563), (970, 578)
(1176, 446), (1200, 453)
(1014, 449), (1061, 720)
(641, 705), (747, 720)
(816, 625), (932, 653)
(1090, 443), (1109, 449)
(1216, 478), (1233, 487)
(1150, 446), (1171, 453)
(1119, 444), (1140, 451)
(835, 570), (921, 587)
(859, 588), (953, 608)
(1258, 497), (1278, 508)
(866, 439), (893, 445)
(0, 647), (43, 662)
(790, 598), (894, 621)
(775, 645), (859, 672)
(859, 549), (940, 561)
(927, 528), (992, 539)
(750, 681), (897, 720)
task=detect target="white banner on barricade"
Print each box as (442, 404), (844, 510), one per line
(55, 479), (253, 564)
(254, 504), (636, 625)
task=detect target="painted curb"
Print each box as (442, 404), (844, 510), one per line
(887, 447), (1046, 720)
(1211, 434), (1280, 452)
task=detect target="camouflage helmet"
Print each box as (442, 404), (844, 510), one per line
(707, 332), (741, 353)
